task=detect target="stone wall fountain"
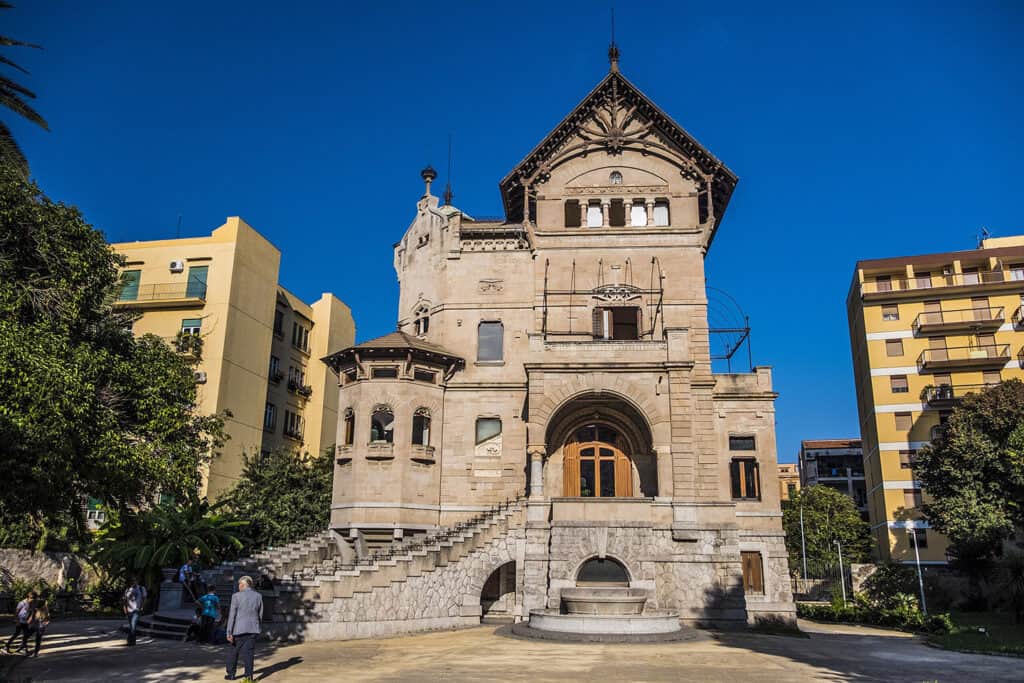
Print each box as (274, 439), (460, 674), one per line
(514, 586), (688, 639)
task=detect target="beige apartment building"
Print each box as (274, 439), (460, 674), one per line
(112, 217), (355, 498)
(848, 235), (1024, 563)
(777, 464), (800, 502)
(309, 51), (795, 636)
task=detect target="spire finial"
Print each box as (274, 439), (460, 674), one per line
(421, 165), (437, 196)
(443, 134), (454, 206)
(608, 7), (620, 72)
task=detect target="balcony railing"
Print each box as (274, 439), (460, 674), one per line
(912, 307), (1004, 335)
(861, 270), (1024, 297)
(917, 344), (1010, 371)
(922, 383), (994, 406)
(411, 444), (436, 463)
(366, 442), (394, 460)
(116, 282), (207, 306)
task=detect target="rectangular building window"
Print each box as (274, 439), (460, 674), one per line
(971, 296), (990, 320)
(885, 339), (904, 357)
(371, 366), (398, 379)
(962, 267), (980, 285)
(890, 375), (908, 393)
(477, 321), (504, 361)
(983, 370), (1001, 386)
(412, 410), (431, 446)
(630, 201), (647, 226)
(894, 412), (913, 431)
(291, 321), (310, 351)
(263, 403), (277, 431)
(899, 450), (916, 469)
(977, 333), (996, 351)
(118, 270), (141, 301)
(740, 551), (764, 594)
(273, 309), (284, 337)
(592, 307), (642, 340)
(913, 528), (928, 549)
(269, 355), (281, 381)
(343, 409), (355, 445)
(875, 275), (892, 292)
(180, 318), (202, 335)
(653, 199), (670, 226)
(185, 265), (209, 299)
(342, 368), (357, 384)
(881, 304), (899, 321)
(475, 417), (502, 445)
(564, 200), (581, 228)
(915, 271), (932, 289)
(1010, 264), (1024, 281)
(729, 435), (756, 451)
(413, 368), (437, 384)
(586, 201), (603, 227)
(730, 458), (760, 500)
(608, 199), (626, 227)
(284, 410), (304, 439)
(903, 488), (923, 509)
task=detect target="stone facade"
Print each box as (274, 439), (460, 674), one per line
(314, 53), (795, 635)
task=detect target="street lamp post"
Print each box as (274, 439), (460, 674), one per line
(835, 539), (847, 606)
(905, 521), (928, 616)
(799, 501), (808, 581)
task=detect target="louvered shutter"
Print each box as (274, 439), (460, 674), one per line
(563, 444), (580, 496)
(614, 452), (632, 496)
(592, 307), (604, 339)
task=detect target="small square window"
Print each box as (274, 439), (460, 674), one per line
(903, 488), (923, 508)
(913, 528), (928, 549)
(413, 368), (437, 384)
(371, 366), (398, 379)
(881, 304), (899, 321)
(899, 450), (916, 469)
(885, 339), (904, 357)
(894, 412), (913, 431)
(890, 375), (908, 393)
(476, 417), (502, 445)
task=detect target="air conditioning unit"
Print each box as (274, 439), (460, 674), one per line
(194, 371), (207, 384)
(169, 259), (185, 273)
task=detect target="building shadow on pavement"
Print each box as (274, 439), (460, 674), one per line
(255, 655), (302, 680)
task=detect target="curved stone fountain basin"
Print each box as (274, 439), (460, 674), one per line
(528, 608), (682, 635)
(561, 587), (648, 615)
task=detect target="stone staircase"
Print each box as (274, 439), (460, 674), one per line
(196, 497), (526, 641)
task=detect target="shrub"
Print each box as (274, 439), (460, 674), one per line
(797, 593), (954, 634)
(923, 612), (955, 634)
(862, 563), (917, 609)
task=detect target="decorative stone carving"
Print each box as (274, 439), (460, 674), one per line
(478, 279), (504, 294)
(592, 283), (643, 303)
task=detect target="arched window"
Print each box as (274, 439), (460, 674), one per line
(576, 557), (629, 586)
(609, 171), (623, 185)
(412, 408), (431, 446)
(414, 305), (430, 336)
(370, 405), (394, 443)
(343, 408), (355, 446)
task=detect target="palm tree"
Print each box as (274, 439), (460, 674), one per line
(0, 2), (48, 174)
(90, 494), (248, 593)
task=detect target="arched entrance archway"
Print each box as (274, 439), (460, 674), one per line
(563, 424), (632, 497)
(544, 392), (658, 497)
(480, 561), (516, 617)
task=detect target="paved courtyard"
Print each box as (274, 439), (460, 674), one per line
(0, 619), (1019, 682)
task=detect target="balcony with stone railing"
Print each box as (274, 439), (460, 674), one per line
(115, 283), (207, 309)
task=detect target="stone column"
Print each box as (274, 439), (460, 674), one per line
(601, 200), (610, 228)
(645, 200), (655, 226)
(579, 200), (588, 227)
(625, 198), (633, 226)
(528, 446), (546, 499)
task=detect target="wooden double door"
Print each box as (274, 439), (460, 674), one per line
(562, 424), (632, 497)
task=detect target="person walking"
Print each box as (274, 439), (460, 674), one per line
(27, 598), (49, 657)
(197, 585), (221, 644)
(123, 577), (147, 646)
(5, 590), (35, 654)
(224, 576), (262, 681)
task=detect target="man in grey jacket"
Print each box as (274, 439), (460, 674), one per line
(225, 576), (262, 681)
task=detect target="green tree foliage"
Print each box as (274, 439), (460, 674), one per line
(225, 448), (333, 553)
(783, 485), (873, 574)
(0, 163), (226, 539)
(91, 495), (246, 591)
(914, 379), (1024, 567)
(0, 2), (49, 174)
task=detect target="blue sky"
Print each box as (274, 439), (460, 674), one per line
(9, 1), (1023, 462)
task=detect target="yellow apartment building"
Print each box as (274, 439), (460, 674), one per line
(777, 463), (800, 502)
(111, 217), (356, 499)
(847, 235), (1024, 564)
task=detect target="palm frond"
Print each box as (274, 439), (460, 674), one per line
(0, 54), (28, 74)
(0, 87), (47, 129)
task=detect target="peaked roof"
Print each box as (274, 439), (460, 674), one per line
(322, 331), (464, 371)
(499, 68), (738, 243)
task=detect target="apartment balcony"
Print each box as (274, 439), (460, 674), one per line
(115, 283), (207, 309)
(917, 344), (1010, 372)
(366, 442), (394, 460)
(922, 383), (994, 408)
(411, 444), (436, 463)
(912, 307), (1004, 335)
(860, 270), (1024, 301)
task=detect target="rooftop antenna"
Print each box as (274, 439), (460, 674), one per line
(608, 6), (620, 72)
(978, 226), (991, 248)
(443, 133), (454, 207)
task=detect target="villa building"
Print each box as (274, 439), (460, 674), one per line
(848, 235), (1024, 563)
(111, 217), (355, 498)
(307, 49), (795, 636)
